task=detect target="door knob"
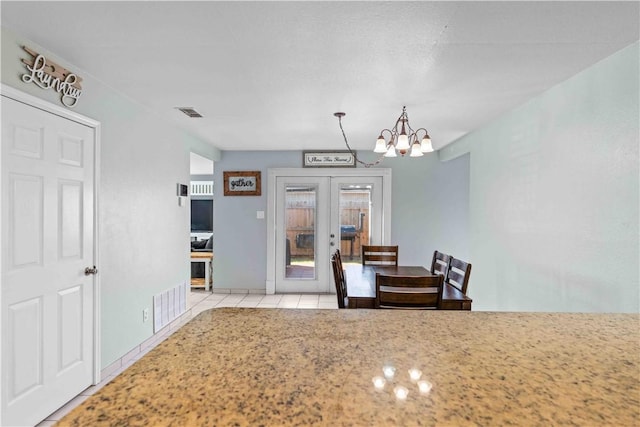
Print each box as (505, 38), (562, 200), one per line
(330, 242), (335, 246)
(84, 266), (98, 275)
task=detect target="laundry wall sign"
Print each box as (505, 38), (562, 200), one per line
(20, 46), (83, 108)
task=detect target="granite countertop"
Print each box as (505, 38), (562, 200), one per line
(59, 308), (639, 426)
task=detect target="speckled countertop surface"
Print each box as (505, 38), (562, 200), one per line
(59, 309), (639, 426)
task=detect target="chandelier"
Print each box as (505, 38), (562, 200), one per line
(334, 106), (434, 168)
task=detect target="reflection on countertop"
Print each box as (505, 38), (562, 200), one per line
(58, 308), (639, 426)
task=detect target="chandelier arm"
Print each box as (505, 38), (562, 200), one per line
(408, 128), (427, 144)
(337, 115), (385, 168)
(379, 128), (394, 139)
(392, 115), (403, 135)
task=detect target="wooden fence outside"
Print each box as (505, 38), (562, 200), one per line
(285, 191), (370, 259)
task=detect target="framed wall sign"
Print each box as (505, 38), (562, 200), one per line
(223, 171), (261, 196)
(303, 151), (356, 168)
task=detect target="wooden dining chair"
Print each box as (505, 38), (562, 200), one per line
(430, 250), (451, 279)
(361, 245), (399, 266)
(331, 252), (348, 308)
(334, 249), (347, 296)
(375, 273), (443, 309)
(446, 257), (472, 295)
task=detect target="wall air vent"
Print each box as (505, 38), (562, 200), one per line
(175, 107), (203, 118)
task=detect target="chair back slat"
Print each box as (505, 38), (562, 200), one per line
(375, 274), (443, 309)
(447, 257), (472, 295)
(334, 249), (345, 283)
(430, 250), (451, 279)
(362, 245), (399, 266)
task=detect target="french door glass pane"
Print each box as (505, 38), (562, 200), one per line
(338, 184), (373, 264)
(285, 185), (316, 279)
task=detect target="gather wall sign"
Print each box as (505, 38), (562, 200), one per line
(223, 171), (261, 196)
(20, 46), (83, 108)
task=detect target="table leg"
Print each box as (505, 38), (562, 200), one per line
(203, 260), (210, 291)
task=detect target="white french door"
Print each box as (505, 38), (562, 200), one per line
(267, 169), (391, 294)
(1, 88), (100, 426)
(274, 176), (330, 293)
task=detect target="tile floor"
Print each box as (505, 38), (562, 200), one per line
(36, 291), (338, 426)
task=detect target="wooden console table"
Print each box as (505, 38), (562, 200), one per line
(190, 252), (213, 291)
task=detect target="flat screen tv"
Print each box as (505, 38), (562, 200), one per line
(191, 199), (213, 232)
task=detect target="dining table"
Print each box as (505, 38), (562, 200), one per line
(344, 264), (472, 309)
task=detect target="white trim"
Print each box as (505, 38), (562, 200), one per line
(92, 123), (102, 385)
(265, 168), (392, 294)
(1, 85), (100, 128)
(0, 84), (102, 385)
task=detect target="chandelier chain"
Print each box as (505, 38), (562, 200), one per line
(337, 115), (385, 168)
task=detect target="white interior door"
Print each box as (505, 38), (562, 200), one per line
(1, 94), (97, 426)
(272, 171), (388, 294)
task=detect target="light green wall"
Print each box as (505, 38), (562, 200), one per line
(440, 42), (639, 312)
(1, 27), (220, 367)
(360, 150), (470, 263)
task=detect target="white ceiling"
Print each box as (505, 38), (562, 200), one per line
(2, 1), (638, 152)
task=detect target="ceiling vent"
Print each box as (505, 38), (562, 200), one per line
(175, 107), (203, 118)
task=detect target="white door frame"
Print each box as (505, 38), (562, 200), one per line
(0, 84), (102, 384)
(265, 167), (392, 294)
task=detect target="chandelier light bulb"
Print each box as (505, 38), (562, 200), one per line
(409, 141), (423, 157)
(396, 132), (410, 151)
(374, 136), (387, 153)
(384, 144), (397, 158)
(420, 135), (433, 153)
